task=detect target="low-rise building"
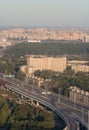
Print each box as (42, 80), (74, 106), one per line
(68, 60), (89, 73)
(71, 65), (89, 73)
(20, 65), (27, 73)
(69, 86), (89, 105)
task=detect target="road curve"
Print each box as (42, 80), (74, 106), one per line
(0, 75), (88, 130)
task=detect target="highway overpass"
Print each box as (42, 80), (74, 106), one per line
(0, 73), (89, 130)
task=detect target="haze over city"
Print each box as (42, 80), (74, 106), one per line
(0, 0), (89, 27)
(0, 1), (89, 130)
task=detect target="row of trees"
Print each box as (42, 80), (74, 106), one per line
(0, 61), (26, 81)
(34, 69), (89, 96)
(0, 89), (58, 130)
(5, 42), (89, 59)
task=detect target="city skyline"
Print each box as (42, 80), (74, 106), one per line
(0, 0), (89, 27)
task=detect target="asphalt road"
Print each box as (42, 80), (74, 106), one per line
(0, 74), (89, 130)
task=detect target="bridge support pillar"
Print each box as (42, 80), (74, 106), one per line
(6, 88), (9, 91)
(21, 95), (23, 98)
(12, 91), (15, 94)
(76, 122), (80, 130)
(31, 100), (34, 105)
(36, 102), (39, 106)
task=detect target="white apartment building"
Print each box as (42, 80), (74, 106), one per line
(27, 55), (67, 76)
(69, 86), (89, 105)
(85, 35), (89, 42)
(68, 60), (89, 73)
(71, 65), (89, 73)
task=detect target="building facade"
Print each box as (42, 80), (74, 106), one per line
(71, 65), (89, 73)
(68, 60), (89, 73)
(27, 55), (67, 75)
(69, 86), (89, 105)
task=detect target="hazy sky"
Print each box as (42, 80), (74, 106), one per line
(0, 0), (89, 27)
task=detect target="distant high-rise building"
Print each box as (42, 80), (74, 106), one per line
(85, 35), (89, 42)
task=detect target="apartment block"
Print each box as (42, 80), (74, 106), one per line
(68, 60), (89, 73)
(27, 55), (67, 75)
(69, 86), (89, 105)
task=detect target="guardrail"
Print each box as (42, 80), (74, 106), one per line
(5, 83), (70, 130)
(0, 75), (82, 130)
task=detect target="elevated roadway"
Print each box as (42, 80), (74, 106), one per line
(0, 74), (89, 130)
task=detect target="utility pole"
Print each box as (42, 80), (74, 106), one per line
(76, 121), (80, 130)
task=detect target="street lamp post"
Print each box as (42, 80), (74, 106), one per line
(45, 79), (47, 96)
(21, 81), (24, 89)
(74, 92), (75, 109)
(33, 78), (35, 93)
(25, 75), (29, 84)
(58, 88), (60, 102)
(76, 121), (80, 130)
(45, 79), (50, 95)
(81, 108), (83, 130)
